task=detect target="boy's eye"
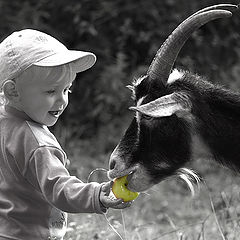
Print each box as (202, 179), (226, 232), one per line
(46, 90), (55, 94)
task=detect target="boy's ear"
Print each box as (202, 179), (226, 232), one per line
(3, 80), (19, 100)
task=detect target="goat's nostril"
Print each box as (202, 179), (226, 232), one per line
(109, 159), (116, 170)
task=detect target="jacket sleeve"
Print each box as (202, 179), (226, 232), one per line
(25, 146), (107, 214)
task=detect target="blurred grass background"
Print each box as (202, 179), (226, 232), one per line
(65, 148), (240, 240)
(1, 0), (240, 239)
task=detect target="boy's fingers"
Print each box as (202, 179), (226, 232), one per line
(105, 198), (123, 208)
(101, 181), (113, 193)
(107, 197), (133, 209)
(112, 201), (132, 209)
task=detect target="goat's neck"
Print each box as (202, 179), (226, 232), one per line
(190, 79), (240, 171)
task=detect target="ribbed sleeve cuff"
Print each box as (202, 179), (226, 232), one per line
(93, 183), (107, 214)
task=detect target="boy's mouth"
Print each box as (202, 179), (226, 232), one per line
(48, 110), (62, 118)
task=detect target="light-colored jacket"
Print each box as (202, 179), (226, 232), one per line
(0, 106), (105, 240)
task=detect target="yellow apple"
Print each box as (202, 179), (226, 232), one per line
(112, 175), (139, 202)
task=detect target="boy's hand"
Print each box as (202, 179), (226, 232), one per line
(100, 181), (132, 209)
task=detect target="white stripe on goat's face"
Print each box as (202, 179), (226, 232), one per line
(136, 96), (146, 123)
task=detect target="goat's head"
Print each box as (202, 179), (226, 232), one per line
(108, 4), (238, 192)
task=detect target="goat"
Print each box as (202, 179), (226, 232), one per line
(107, 4), (240, 193)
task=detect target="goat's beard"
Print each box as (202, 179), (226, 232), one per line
(176, 168), (201, 196)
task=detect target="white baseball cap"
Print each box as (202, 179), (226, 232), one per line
(0, 29), (96, 85)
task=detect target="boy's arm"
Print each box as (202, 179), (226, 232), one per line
(25, 146), (106, 214)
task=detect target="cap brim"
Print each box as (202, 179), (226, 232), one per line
(33, 50), (96, 73)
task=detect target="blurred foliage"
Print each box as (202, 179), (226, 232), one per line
(0, 0), (240, 155)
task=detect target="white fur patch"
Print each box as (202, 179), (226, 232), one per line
(133, 75), (147, 87)
(136, 96), (146, 123)
(137, 96), (146, 107)
(177, 168), (201, 196)
(167, 69), (184, 84)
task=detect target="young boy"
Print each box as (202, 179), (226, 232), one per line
(0, 29), (130, 240)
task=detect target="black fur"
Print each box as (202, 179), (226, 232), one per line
(176, 72), (240, 171)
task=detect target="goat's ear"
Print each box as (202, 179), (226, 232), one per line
(129, 92), (192, 118)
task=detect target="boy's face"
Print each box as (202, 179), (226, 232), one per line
(16, 65), (76, 126)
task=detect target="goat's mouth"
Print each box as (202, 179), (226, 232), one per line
(108, 164), (154, 192)
(107, 167), (137, 181)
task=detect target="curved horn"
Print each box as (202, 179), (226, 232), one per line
(185, 4), (238, 20)
(147, 4), (238, 82)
